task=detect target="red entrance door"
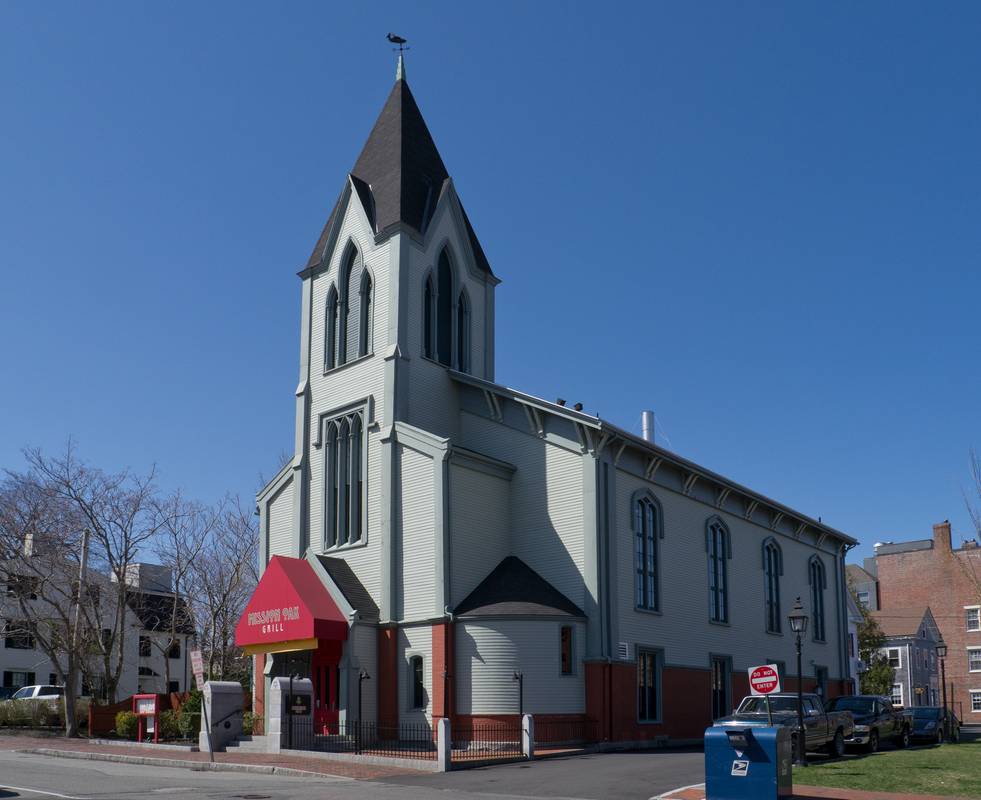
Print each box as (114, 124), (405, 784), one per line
(312, 641), (341, 734)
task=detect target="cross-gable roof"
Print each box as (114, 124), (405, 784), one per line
(454, 556), (584, 619)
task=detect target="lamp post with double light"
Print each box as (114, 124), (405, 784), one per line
(788, 597), (809, 767)
(936, 637), (948, 742)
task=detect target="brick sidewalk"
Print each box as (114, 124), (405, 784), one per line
(660, 784), (978, 800)
(0, 733), (425, 780)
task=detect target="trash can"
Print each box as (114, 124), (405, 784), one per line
(704, 726), (792, 799)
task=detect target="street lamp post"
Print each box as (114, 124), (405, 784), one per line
(513, 671), (524, 717)
(936, 637), (948, 742)
(788, 597), (809, 767)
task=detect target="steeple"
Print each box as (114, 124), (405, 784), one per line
(304, 69), (492, 276)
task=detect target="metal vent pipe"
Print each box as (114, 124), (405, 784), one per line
(641, 410), (655, 443)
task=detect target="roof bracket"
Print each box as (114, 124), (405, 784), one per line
(483, 389), (503, 422)
(795, 521), (807, 540)
(645, 456), (663, 481)
(716, 487), (732, 509)
(682, 473), (699, 497)
(744, 500), (760, 520)
(614, 440), (628, 466)
(595, 432), (612, 457)
(520, 403), (545, 438)
(816, 531), (829, 549)
(770, 512), (785, 531)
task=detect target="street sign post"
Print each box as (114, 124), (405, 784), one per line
(748, 664), (782, 726)
(189, 648), (213, 762)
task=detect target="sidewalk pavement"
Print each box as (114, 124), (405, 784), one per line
(0, 734), (425, 780)
(659, 783), (979, 800)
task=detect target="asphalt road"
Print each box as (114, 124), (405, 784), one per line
(0, 748), (704, 800)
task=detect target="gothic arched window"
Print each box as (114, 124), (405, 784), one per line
(325, 285), (339, 371)
(762, 538), (783, 633)
(456, 291), (470, 373)
(324, 409), (364, 548)
(423, 275), (436, 359)
(706, 517), (731, 623)
(339, 245), (363, 365)
(809, 556), (826, 642)
(358, 271), (373, 358)
(436, 249), (452, 366)
(634, 493), (661, 611)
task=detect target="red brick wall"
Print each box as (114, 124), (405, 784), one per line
(875, 522), (981, 718)
(254, 654), (265, 718)
(377, 626), (399, 729)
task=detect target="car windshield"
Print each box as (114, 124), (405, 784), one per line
(826, 697), (874, 714)
(12, 687), (33, 699)
(911, 708), (940, 719)
(738, 696), (799, 713)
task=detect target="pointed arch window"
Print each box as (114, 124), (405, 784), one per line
(809, 556), (827, 642)
(339, 245), (363, 365)
(436, 249), (453, 366)
(325, 285), (339, 370)
(762, 538), (783, 633)
(358, 271), (373, 357)
(633, 493), (662, 611)
(423, 275), (436, 359)
(706, 517), (731, 623)
(324, 409), (365, 548)
(456, 291), (470, 373)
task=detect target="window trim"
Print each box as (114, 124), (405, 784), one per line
(891, 683), (904, 707)
(809, 556), (827, 643)
(968, 646), (981, 674)
(407, 653), (426, 711)
(761, 537), (783, 635)
(966, 605), (981, 633)
(322, 406), (368, 552)
(886, 647), (902, 669)
(636, 647), (663, 724)
(632, 490), (664, 613)
(970, 689), (981, 713)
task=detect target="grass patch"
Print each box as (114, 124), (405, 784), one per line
(795, 742), (981, 797)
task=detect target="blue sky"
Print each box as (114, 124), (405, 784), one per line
(2, 2), (979, 561)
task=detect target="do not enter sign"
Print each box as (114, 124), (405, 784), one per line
(748, 664), (781, 695)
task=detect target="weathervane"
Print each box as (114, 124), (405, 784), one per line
(386, 33), (409, 54)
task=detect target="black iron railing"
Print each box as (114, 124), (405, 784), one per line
(533, 718), (598, 748)
(287, 717), (436, 760)
(450, 720), (523, 762)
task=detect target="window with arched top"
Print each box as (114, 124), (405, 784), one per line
(339, 245), (365, 365)
(423, 275), (435, 359)
(436, 249), (453, 366)
(409, 654), (425, 710)
(324, 409), (364, 548)
(706, 517), (731, 623)
(762, 538), (783, 633)
(456, 291), (470, 373)
(633, 493), (662, 611)
(325, 285), (339, 370)
(809, 556), (826, 642)
(358, 271), (373, 358)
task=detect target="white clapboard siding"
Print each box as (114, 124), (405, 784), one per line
(615, 468), (841, 674)
(399, 624), (433, 725)
(399, 446), (435, 621)
(267, 479), (294, 559)
(449, 463), (510, 606)
(455, 620), (585, 715)
(459, 412), (586, 609)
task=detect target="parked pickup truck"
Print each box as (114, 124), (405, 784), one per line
(716, 693), (855, 758)
(825, 695), (910, 752)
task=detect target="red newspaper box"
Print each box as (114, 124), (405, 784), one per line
(132, 694), (160, 743)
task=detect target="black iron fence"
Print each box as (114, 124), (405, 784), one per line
(286, 717), (437, 760)
(450, 720), (523, 762)
(534, 718), (598, 748)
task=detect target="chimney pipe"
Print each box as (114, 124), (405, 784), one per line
(641, 410), (655, 444)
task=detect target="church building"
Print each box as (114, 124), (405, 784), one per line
(237, 57), (857, 744)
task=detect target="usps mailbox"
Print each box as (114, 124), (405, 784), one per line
(704, 726), (791, 800)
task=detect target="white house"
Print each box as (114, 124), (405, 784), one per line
(237, 57), (857, 743)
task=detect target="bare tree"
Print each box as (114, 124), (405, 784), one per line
(187, 496), (257, 682)
(955, 448), (981, 597)
(24, 444), (162, 702)
(0, 467), (92, 736)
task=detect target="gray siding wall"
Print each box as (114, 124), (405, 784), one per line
(398, 445), (436, 621)
(448, 462), (510, 607)
(615, 468), (843, 677)
(267, 480), (294, 559)
(455, 620), (585, 715)
(399, 623), (432, 725)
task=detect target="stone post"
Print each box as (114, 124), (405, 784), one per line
(437, 716), (451, 772)
(522, 713), (534, 760)
(267, 676), (313, 753)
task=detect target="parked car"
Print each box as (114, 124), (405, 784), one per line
(4, 685), (64, 704)
(907, 706), (960, 744)
(825, 695), (910, 751)
(716, 693), (855, 758)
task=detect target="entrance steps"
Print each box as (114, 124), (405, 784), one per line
(225, 734), (271, 754)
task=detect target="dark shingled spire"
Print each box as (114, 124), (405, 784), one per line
(304, 71), (493, 276)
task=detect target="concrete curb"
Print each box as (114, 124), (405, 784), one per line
(18, 748), (351, 780)
(86, 738), (198, 752)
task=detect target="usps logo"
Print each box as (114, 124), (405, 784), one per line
(731, 759), (749, 777)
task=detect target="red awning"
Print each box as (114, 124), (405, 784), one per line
(235, 556), (348, 652)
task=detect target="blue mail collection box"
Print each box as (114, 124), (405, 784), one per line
(704, 725), (792, 800)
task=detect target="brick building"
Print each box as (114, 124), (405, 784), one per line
(870, 522), (981, 720)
